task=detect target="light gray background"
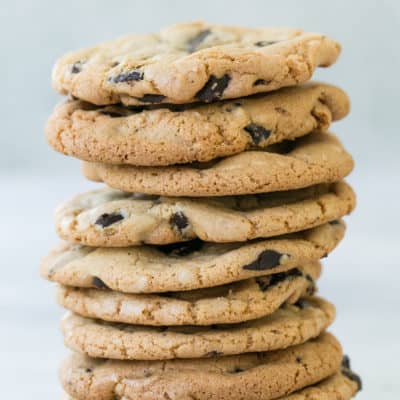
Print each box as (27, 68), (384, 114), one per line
(1, 0), (399, 398)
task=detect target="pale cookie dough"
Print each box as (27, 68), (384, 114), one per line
(82, 132), (354, 196)
(57, 262), (320, 326)
(52, 22), (341, 106)
(40, 221), (345, 293)
(55, 182), (355, 246)
(60, 332), (343, 400)
(61, 296), (335, 360)
(46, 83), (349, 166)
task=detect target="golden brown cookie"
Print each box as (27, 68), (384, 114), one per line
(82, 132), (354, 197)
(55, 182), (355, 246)
(46, 83), (349, 166)
(57, 262), (319, 326)
(59, 332), (343, 400)
(52, 22), (341, 106)
(61, 296), (335, 360)
(40, 221), (345, 293)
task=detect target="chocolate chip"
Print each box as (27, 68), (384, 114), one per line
(342, 355), (351, 369)
(232, 367), (244, 373)
(170, 211), (189, 232)
(269, 268), (302, 286)
(296, 357), (302, 363)
(110, 70), (144, 83)
(95, 212), (124, 228)
(256, 268), (302, 291)
(305, 274), (317, 295)
(244, 123), (272, 144)
(71, 61), (83, 74)
(187, 29), (211, 52)
(92, 276), (109, 290)
(243, 250), (288, 271)
(205, 351), (223, 357)
(342, 367), (363, 391)
(253, 79), (271, 86)
(99, 110), (125, 118)
(294, 299), (312, 309)
(196, 74), (231, 102)
(157, 239), (203, 256)
(136, 94), (166, 104)
(254, 40), (278, 47)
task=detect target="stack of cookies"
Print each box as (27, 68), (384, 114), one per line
(41, 22), (362, 399)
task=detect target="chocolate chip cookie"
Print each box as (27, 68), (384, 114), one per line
(52, 22), (341, 106)
(82, 132), (353, 196)
(40, 221), (344, 293)
(57, 262), (319, 325)
(60, 332), (343, 400)
(55, 182), (355, 246)
(46, 83), (349, 166)
(61, 296), (335, 360)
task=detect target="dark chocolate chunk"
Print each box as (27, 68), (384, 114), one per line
(99, 110), (125, 118)
(294, 299), (312, 309)
(342, 367), (363, 391)
(342, 355), (351, 369)
(205, 351), (223, 357)
(157, 239), (203, 256)
(253, 79), (271, 86)
(95, 212), (124, 228)
(244, 123), (272, 144)
(187, 29), (211, 52)
(305, 274), (317, 295)
(71, 61), (83, 74)
(243, 250), (287, 271)
(92, 276), (109, 290)
(256, 268), (302, 291)
(269, 268), (302, 286)
(110, 70), (144, 83)
(170, 211), (189, 232)
(254, 40), (279, 47)
(137, 94), (166, 104)
(196, 74), (231, 102)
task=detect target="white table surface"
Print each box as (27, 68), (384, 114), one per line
(1, 169), (399, 399)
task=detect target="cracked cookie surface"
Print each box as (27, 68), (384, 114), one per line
(82, 132), (353, 196)
(60, 332), (343, 400)
(46, 83), (349, 166)
(52, 22), (341, 106)
(40, 221), (344, 293)
(57, 262), (319, 325)
(63, 370), (361, 400)
(55, 182), (355, 246)
(61, 296), (335, 360)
